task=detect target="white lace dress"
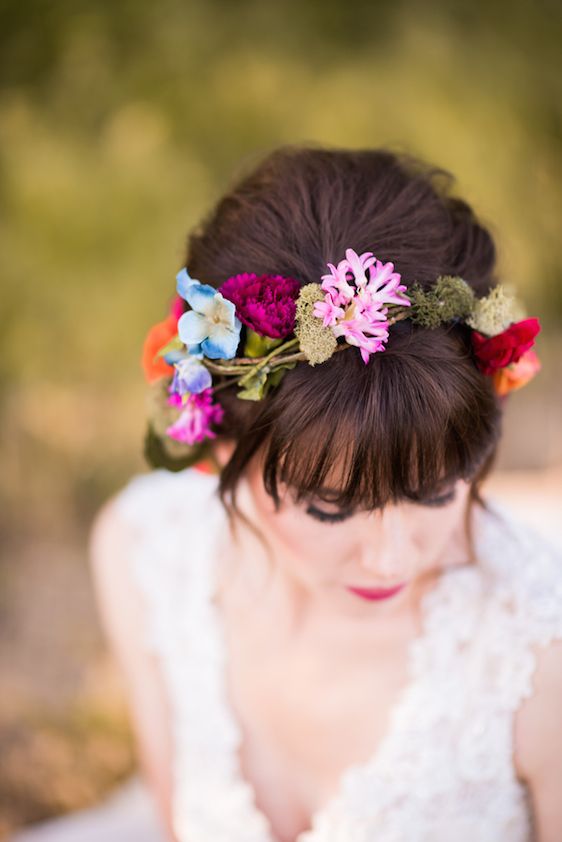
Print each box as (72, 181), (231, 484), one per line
(114, 466), (562, 842)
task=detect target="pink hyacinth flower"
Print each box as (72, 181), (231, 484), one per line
(314, 248), (411, 364)
(319, 258), (358, 306)
(362, 256), (411, 306)
(313, 294), (345, 327)
(332, 305), (390, 365)
(165, 389), (224, 444)
(340, 249), (378, 291)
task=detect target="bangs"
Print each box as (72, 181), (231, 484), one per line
(258, 325), (499, 512)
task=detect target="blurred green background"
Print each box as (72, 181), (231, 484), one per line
(1, 0), (561, 836)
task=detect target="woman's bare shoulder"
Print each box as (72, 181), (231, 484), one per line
(88, 489), (179, 842)
(88, 484), (156, 653)
(492, 505), (562, 840)
(514, 637), (562, 841)
(88, 465), (217, 631)
(88, 489), (144, 633)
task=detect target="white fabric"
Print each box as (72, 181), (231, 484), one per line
(10, 775), (166, 842)
(114, 466), (562, 842)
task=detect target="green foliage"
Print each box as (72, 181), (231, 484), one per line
(408, 276), (477, 328)
(155, 335), (184, 358)
(263, 361), (297, 394)
(432, 276), (476, 321)
(235, 355), (298, 400)
(408, 283), (443, 329)
(466, 284), (526, 335)
(143, 424), (208, 471)
(243, 328), (284, 358)
(236, 366), (269, 400)
(142, 377), (210, 468)
(294, 283), (338, 364)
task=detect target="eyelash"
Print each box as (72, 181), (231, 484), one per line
(305, 489), (457, 523)
(421, 489), (457, 507)
(305, 506), (352, 524)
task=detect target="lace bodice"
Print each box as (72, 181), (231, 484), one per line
(113, 466), (562, 842)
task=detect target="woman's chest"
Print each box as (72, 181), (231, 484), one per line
(165, 541), (537, 840)
(219, 611), (415, 842)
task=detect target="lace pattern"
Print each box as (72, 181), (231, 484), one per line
(114, 467), (562, 841)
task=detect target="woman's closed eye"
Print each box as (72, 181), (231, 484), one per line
(420, 488), (457, 507)
(304, 488), (457, 522)
(305, 504), (353, 524)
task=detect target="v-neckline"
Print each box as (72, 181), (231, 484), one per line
(194, 472), (493, 842)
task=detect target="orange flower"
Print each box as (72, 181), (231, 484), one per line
(141, 294), (185, 383)
(193, 459), (218, 474)
(492, 349), (541, 396)
(141, 314), (179, 383)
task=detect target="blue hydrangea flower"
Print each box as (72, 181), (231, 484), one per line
(176, 268), (242, 359)
(170, 354), (212, 395)
(176, 267), (198, 301)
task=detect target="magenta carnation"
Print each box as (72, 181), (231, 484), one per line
(218, 272), (301, 339)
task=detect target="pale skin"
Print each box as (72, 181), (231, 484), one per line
(89, 438), (562, 842)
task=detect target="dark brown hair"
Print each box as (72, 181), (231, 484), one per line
(183, 143), (503, 563)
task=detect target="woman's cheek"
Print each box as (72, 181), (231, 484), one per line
(407, 507), (465, 572)
(268, 508), (350, 567)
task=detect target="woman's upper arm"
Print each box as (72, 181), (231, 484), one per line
(88, 496), (179, 842)
(514, 638), (562, 842)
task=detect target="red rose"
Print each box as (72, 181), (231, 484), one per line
(470, 317), (541, 376)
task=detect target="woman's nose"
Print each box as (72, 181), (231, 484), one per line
(358, 549), (408, 580)
(356, 510), (412, 581)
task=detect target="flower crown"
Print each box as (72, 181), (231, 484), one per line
(142, 248), (541, 468)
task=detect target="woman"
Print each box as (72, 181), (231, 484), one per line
(89, 145), (562, 842)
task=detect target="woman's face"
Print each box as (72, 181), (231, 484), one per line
(214, 441), (473, 618)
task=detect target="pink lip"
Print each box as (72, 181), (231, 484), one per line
(345, 583), (408, 601)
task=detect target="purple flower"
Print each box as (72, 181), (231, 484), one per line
(165, 389), (224, 444)
(219, 273), (301, 339)
(169, 355), (212, 396)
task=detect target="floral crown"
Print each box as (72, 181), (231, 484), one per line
(142, 248), (541, 468)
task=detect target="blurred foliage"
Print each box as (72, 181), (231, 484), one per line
(1, 0), (561, 382)
(1, 0), (561, 403)
(0, 0), (561, 831)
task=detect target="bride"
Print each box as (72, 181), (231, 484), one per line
(89, 145), (562, 842)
